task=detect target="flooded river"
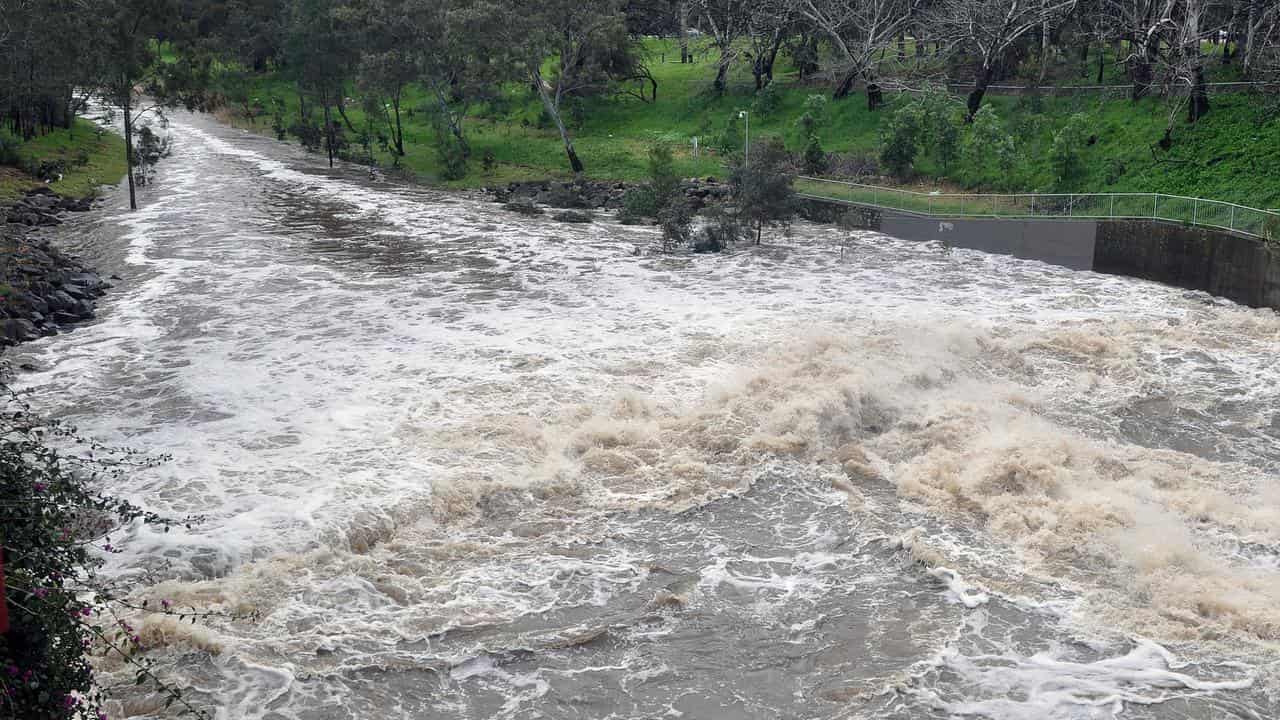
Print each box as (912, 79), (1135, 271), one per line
(11, 111), (1280, 719)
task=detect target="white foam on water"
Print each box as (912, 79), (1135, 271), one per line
(912, 639), (1255, 720)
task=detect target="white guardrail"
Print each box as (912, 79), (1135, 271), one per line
(796, 176), (1280, 242)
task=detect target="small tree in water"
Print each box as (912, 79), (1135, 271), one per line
(728, 137), (796, 245)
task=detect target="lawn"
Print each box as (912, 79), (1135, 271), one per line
(0, 120), (128, 202)
(213, 37), (1280, 208)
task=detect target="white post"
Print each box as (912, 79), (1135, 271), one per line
(739, 110), (749, 161)
(1110, 195), (1115, 218)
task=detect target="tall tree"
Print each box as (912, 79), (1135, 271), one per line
(459, 0), (636, 174)
(927, 0), (1077, 119)
(793, 0), (920, 107)
(694, 0), (752, 92)
(727, 136), (796, 244)
(97, 0), (206, 210)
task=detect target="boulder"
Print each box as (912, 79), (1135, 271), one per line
(0, 318), (40, 344)
(552, 210), (594, 224)
(505, 199), (544, 216)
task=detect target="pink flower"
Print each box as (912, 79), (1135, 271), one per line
(33, 587), (49, 599)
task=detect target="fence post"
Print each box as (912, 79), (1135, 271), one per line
(1192, 198), (1198, 226)
(1110, 195), (1115, 218)
(1153, 195), (1159, 219)
(1230, 204), (1236, 232)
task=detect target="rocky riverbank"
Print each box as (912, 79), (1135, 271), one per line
(483, 177), (731, 213)
(1, 187), (108, 350)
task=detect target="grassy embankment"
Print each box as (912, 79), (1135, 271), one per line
(0, 120), (128, 203)
(215, 38), (1280, 208)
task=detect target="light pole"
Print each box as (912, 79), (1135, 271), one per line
(738, 110), (749, 161)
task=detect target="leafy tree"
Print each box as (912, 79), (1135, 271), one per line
(1049, 112), (1090, 189)
(728, 136), (796, 244)
(880, 103), (923, 178)
(961, 105), (1016, 187)
(284, 0), (360, 168)
(458, 0), (636, 174)
(917, 91), (962, 171)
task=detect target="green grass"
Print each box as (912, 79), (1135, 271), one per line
(213, 38), (1280, 208)
(0, 120), (128, 202)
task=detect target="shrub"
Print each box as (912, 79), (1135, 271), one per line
(751, 83), (783, 118)
(962, 106), (1016, 188)
(802, 134), (828, 175)
(881, 105), (922, 179)
(433, 120), (467, 181)
(647, 144), (681, 208)
(658, 198), (694, 251)
(717, 113), (743, 155)
(618, 185), (658, 223)
(695, 204), (743, 252)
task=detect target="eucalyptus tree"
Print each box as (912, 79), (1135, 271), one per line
(97, 0), (215, 209)
(927, 0), (1078, 119)
(1106, 0), (1179, 99)
(284, 0), (360, 167)
(693, 0), (753, 92)
(1238, 0), (1280, 77)
(458, 0), (636, 174)
(0, 0), (100, 138)
(792, 0), (920, 107)
(746, 0), (794, 90)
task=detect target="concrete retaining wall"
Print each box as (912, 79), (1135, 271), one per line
(800, 197), (1280, 310)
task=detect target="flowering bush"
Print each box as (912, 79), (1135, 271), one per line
(0, 375), (214, 719)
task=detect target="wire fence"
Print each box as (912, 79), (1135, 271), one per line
(795, 177), (1280, 242)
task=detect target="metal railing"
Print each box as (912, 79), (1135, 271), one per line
(796, 177), (1280, 242)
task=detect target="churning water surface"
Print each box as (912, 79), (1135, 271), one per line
(10, 111), (1280, 719)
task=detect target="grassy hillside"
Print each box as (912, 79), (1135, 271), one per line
(0, 120), (128, 202)
(215, 38), (1280, 208)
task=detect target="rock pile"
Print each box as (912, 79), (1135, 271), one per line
(485, 177), (731, 213)
(1, 189), (106, 348)
(5, 186), (93, 227)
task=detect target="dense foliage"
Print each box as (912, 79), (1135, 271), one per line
(0, 375), (222, 719)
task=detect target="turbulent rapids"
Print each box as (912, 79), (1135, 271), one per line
(11, 112), (1280, 719)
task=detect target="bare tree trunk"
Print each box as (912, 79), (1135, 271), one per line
(392, 93), (404, 156)
(434, 88), (469, 158)
(123, 88), (137, 211)
(1243, 3), (1257, 76)
(323, 103), (334, 168)
(679, 2), (690, 63)
(833, 67), (858, 99)
(967, 65), (995, 120)
(1038, 5), (1050, 85)
(713, 58), (730, 93)
(532, 71), (583, 174)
